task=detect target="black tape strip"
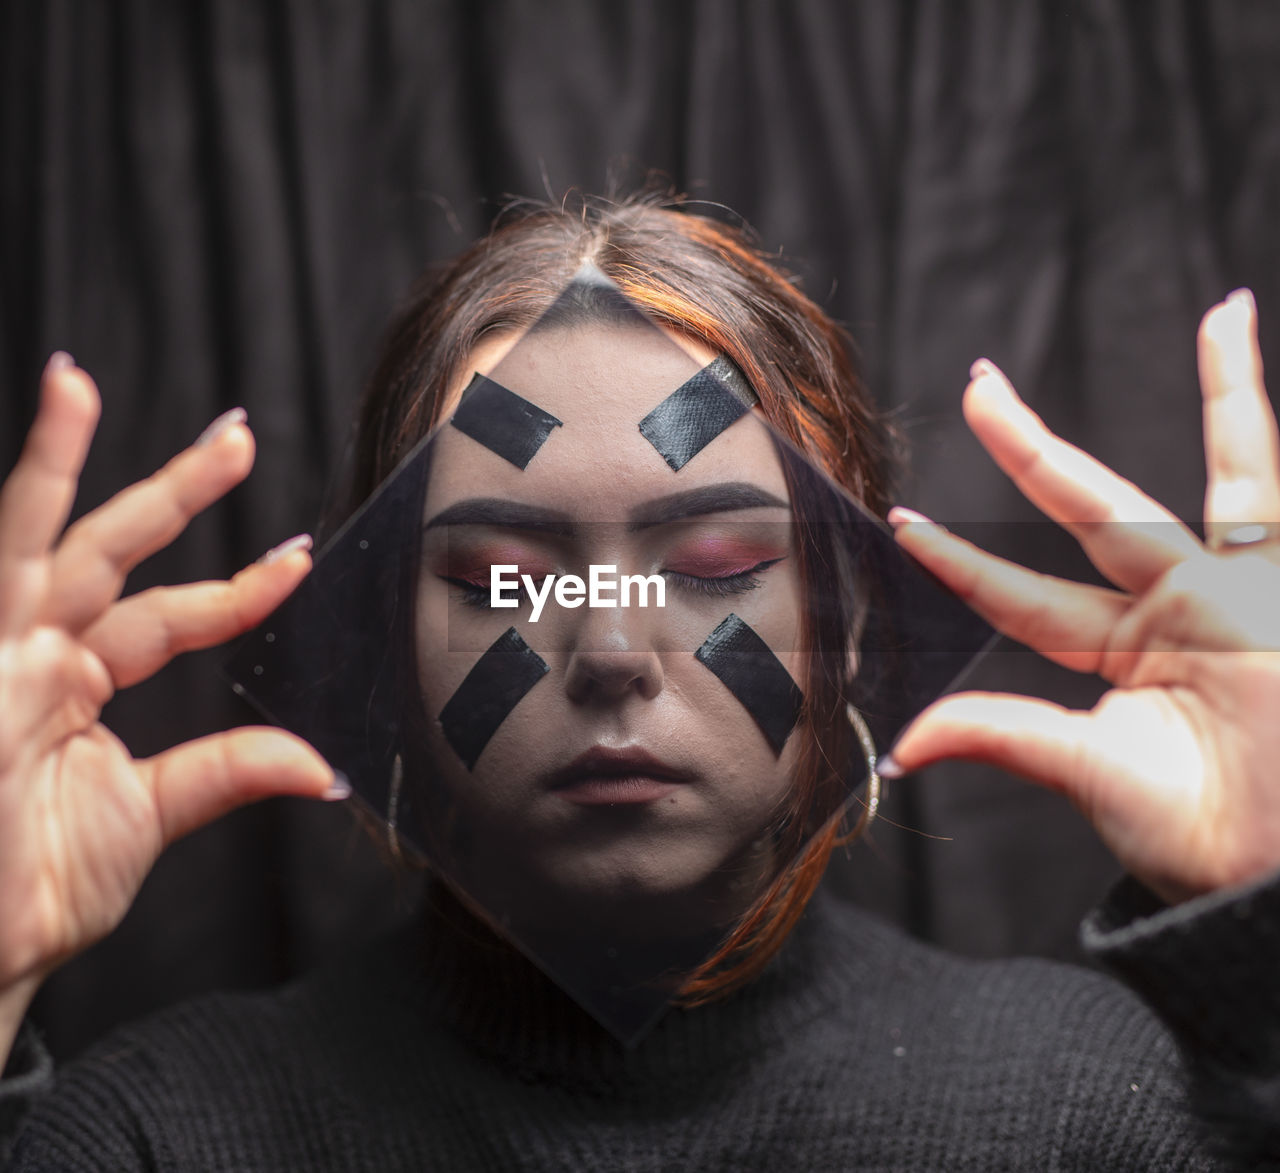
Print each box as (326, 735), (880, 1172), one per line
(638, 356), (756, 472)
(438, 627), (550, 769)
(450, 374), (563, 470)
(694, 613), (803, 756)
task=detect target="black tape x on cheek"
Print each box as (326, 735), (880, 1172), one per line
(449, 374), (563, 469)
(694, 614), (803, 756)
(437, 627), (550, 770)
(638, 356), (756, 472)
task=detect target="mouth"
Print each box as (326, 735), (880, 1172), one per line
(547, 746), (693, 806)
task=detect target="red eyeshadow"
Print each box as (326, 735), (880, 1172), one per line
(664, 538), (784, 578)
(446, 543), (554, 586)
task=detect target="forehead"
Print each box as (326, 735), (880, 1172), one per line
(426, 322), (789, 516)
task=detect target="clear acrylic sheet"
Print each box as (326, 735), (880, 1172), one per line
(224, 270), (996, 1044)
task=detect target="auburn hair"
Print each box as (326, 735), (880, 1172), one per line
(345, 189), (900, 1003)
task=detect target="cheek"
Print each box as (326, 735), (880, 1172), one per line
(765, 596), (806, 688)
(414, 579), (451, 681)
(731, 550), (802, 626)
(698, 562), (806, 680)
(459, 698), (562, 784)
(413, 596), (558, 779)
(682, 669), (801, 838)
(765, 737), (803, 814)
(414, 583), (497, 720)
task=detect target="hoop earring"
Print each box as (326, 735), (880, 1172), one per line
(387, 753), (403, 861)
(845, 704), (881, 838)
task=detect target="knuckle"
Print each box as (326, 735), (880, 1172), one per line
(1013, 573), (1061, 639)
(22, 626), (79, 674)
(0, 628), (111, 764)
(1147, 558), (1216, 633)
(1138, 554), (1280, 652)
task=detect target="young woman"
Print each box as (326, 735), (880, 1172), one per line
(1, 195), (1278, 1169)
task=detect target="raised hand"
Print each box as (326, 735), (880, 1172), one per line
(0, 356), (339, 1053)
(886, 291), (1280, 906)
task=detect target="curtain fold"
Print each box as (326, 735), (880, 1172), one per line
(4, 0), (1279, 1058)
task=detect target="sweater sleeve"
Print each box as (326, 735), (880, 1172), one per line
(1082, 865), (1280, 1168)
(0, 1022), (53, 1167)
(0, 1021), (155, 1172)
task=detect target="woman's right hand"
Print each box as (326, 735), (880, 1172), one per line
(0, 355), (338, 1055)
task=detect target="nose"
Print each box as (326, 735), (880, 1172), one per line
(563, 607), (666, 704)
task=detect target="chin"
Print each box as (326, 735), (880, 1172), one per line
(516, 839), (758, 930)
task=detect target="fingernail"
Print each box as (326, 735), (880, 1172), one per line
(322, 772), (352, 802)
(969, 358), (997, 381)
(258, 533), (313, 565)
(1228, 287), (1256, 316)
(876, 755), (903, 780)
(888, 506), (933, 528)
(44, 351), (76, 376)
(195, 406), (247, 447)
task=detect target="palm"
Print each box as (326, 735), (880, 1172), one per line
(891, 292), (1280, 903)
(1076, 686), (1228, 896)
(1, 710), (157, 986)
(0, 360), (333, 992)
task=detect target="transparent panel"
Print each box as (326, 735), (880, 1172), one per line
(224, 269), (996, 1044)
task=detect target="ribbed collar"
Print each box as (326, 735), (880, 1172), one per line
(380, 885), (879, 1085)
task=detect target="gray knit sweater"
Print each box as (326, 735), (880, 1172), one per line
(2, 876), (1278, 1171)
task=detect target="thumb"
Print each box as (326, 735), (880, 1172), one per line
(886, 691), (1088, 801)
(138, 728), (344, 845)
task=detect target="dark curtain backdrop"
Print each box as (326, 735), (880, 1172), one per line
(4, 0), (1280, 1060)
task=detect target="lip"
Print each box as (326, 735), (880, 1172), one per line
(548, 746), (693, 806)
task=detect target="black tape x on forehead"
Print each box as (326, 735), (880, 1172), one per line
(694, 613), (803, 756)
(449, 373), (563, 470)
(438, 627), (550, 769)
(638, 355), (757, 472)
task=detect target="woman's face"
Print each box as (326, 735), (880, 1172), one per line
(414, 320), (804, 932)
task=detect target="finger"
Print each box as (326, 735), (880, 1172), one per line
(1198, 290), (1280, 536)
(964, 362), (1202, 592)
(885, 690), (1089, 801)
(44, 410), (253, 632)
(0, 356), (100, 561)
(81, 536), (313, 689)
(889, 508), (1129, 673)
(138, 727), (345, 847)
(0, 358), (100, 632)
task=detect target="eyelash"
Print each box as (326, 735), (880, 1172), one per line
(445, 578), (509, 609)
(445, 558), (784, 609)
(664, 558), (783, 598)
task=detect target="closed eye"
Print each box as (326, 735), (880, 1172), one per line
(444, 576), (496, 608)
(443, 575), (540, 610)
(664, 557), (785, 598)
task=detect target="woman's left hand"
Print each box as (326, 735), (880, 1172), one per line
(887, 290), (1280, 905)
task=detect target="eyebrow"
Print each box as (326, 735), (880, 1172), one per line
(424, 483), (789, 536)
(625, 483), (790, 529)
(423, 499), (576, 535)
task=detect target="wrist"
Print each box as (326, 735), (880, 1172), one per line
(0, 975), (40, 1072)
(1083, 864), (1280, 1070)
